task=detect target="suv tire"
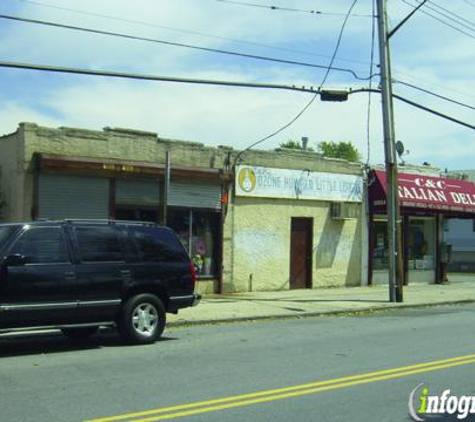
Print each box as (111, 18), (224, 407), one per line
(61, 326), (99, 340)
(118, 294), (166, 344)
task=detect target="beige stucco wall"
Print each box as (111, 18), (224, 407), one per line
(222, 195), (362, 292)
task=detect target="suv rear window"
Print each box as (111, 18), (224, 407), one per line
(130, 226), (187, 262)
(75, 226), (125, 262)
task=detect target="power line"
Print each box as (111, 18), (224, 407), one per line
(402, 0), (475, 39)
(11, 0), (377, 70)
(392, 93), (475, 130)
(0, 59), (473, 131)
(233, 0), (359, 165)
(422, 0), (475, 32)
(462, 0), (475, 10)
(352, 88), (475, 130)
(427, 0), (475, 29)
(0, 13), (371, 81)
(214, 0), (373, 17)
(0, 59), (319, 93)
(391, 67), (475, 101)
(394, 79), (475, 111)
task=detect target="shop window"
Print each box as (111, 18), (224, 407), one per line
(167, 208), (219, 278)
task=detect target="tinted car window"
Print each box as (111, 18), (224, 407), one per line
(10, 227), (70, 264)
(130, 226), (187, 262)
(0, 225), (19, 252)
(75, 226), (124, 262)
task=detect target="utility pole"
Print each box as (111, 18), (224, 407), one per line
(376, 0), (403, 302)
(163, 151), (171, 226)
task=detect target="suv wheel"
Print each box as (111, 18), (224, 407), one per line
(61, 326), (99, 340)
(118, 294), (166, 344)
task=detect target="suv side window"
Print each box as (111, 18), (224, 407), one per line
(75, 226), (125, 262)
(10, 227), (70, 264)
(130, 226), (186, 262)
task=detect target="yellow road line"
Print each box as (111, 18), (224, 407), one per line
(86, 352), (475, 422)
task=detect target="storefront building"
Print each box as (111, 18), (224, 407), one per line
(223, 164), (364, 291)
(0, 122), (366, 293)
(368, 168), (475, 285)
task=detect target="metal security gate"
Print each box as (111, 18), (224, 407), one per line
(168, 180), (221, 209)
(38, 174), (109, 219)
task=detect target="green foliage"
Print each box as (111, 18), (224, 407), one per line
(317, 141), (361, 162)
(279, 140), (314, 151)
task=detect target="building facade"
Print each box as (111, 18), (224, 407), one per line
(444, 170), (475, 272)
(0, 122), (366, 293)
(367, 166), (475, 285)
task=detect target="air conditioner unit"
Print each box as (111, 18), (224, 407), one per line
(330, 202), (359, 220)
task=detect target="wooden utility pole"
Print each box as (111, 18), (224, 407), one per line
(376, 0), (404, 302)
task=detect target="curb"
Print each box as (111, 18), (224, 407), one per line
(167, 299), (475, 328)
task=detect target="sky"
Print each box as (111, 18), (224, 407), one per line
(0, 0), (473, 171)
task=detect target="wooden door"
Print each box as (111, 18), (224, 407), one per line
(289, 218), (313, 289)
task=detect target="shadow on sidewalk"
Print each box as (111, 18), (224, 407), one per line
(216, 297), (389, 304)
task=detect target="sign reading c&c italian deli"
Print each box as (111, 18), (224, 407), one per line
(235, 165), (363, 202)
(371, 170), (475, 213)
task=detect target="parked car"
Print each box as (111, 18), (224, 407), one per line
(0, 219), (200, 344)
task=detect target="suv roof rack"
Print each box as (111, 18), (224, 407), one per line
(63, 219), (160, 226)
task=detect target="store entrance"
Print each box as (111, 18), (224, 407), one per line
(289, 217), (313, 289)
(404, 216), (436, 284)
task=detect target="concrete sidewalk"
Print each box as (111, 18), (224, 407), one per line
(168, 273), (475, 327)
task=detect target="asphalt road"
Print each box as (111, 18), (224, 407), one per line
(1, 304), (475, 422)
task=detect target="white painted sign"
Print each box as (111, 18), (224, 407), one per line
(235, 165), (363, 202)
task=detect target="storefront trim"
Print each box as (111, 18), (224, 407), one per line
(36, 153), (221, 180)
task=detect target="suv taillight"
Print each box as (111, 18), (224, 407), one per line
(190, 262), (196, 288)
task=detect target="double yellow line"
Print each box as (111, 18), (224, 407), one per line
(86, 352), (475, 422)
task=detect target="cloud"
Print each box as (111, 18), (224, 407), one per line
(0, 0), (473, 172)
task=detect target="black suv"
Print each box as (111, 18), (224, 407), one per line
(0, 220), (200, 344)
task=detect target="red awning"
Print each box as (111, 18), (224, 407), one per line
(369, 170), (475, 214)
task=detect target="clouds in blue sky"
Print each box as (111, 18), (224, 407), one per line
(0, 0), (473, 170)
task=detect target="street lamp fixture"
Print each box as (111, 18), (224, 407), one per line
(320, 89), (349, 102)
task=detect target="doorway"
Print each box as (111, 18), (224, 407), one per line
(289, 217), (313, 289)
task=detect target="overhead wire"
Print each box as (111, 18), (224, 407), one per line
(0, 60), (473, 133)
(401, 0), (475, 39)
(11, 0), (374, 68)
(0, 13), (371, 81)
(214, 0), (373, 17)
(420, 0), (475, 32)
(393, 79), (475, 111)
(426, 0), (475, 29)
(233, 0), (359, 166)
(6, 2), (472, 108)
(462, 0), (475, 9)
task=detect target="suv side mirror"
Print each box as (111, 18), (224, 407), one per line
(3, 254), (29, 267)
